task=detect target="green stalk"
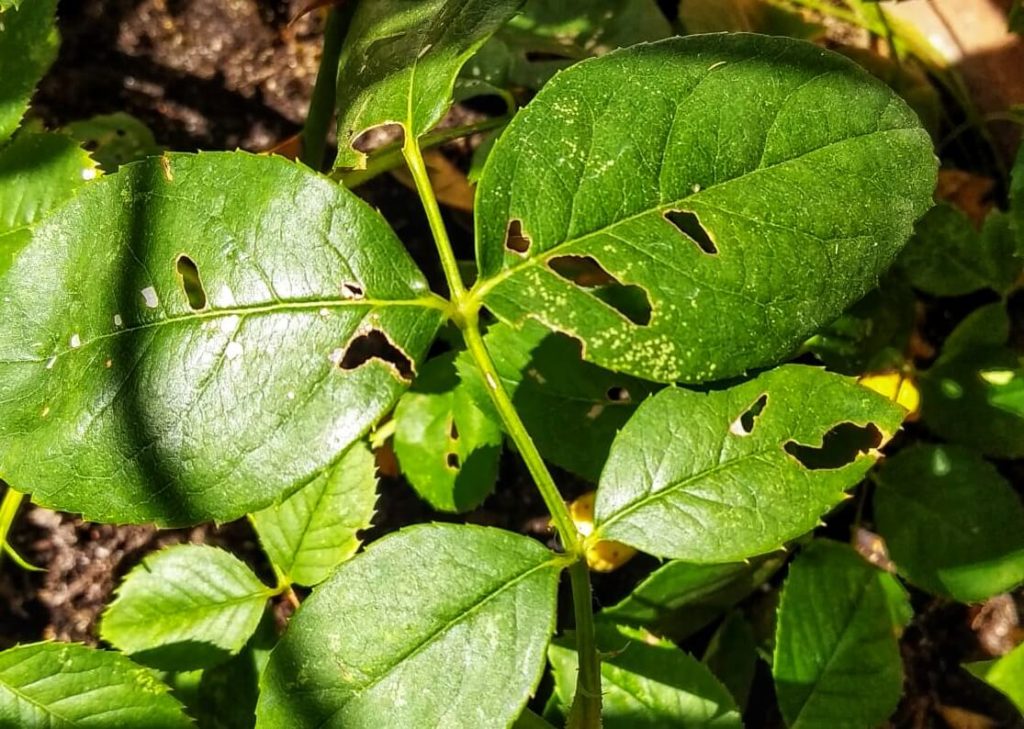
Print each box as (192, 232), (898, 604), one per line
(403, 134), (603, 726)
(300, 5), (354, 171)
(0, 485), (24, 566)
(338, 115), (511, 188)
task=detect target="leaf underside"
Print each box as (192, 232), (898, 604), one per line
(0, 152), (442, 525)
(474, 33), (937, 383)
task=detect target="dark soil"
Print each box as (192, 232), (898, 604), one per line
(2, 2), (1022, 728)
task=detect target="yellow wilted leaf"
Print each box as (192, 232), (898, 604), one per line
(859, 371), (920, 421)
(569, 491), (636, 572)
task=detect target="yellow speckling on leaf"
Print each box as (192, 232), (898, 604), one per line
(569, 491), (636, 572)
(858, 371), (920, 421)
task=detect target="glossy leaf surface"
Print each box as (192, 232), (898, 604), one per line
(0, 0), (58, 142)
(474, 34), (936, 383)
(549, 623), (741, 728)
(773, 540), (908, 729)
(257, 524), (561, 729)
(0, 152), (443, 525)
(456, 320), (658, 482)
(393, 352), (502, 512)
(101, 544), (272, 670)
(874, 444), (1024, 602)
(333, 0), (523, 169)
(0, 132), (96, 238)
(0, 642), (192, 728)
(252, 440), (377, 586)
(594, 365), (903, 560)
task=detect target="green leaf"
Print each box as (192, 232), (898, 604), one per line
(601, 556), (783, 639)
(805, 275), (915, 375)
(966, 642), (1024, 715)
(874, 444), (1024, 602)
(0, 152), (443, 525)
(0, 641), (192, 728)
(332, 0), (523, 169)
(549, 623), (742, 729)
(393, 352), (502, 512)
(456, 320), (658, 482)
(679, 0), (823, 38)
(1014, 144), (1024, 252)
(0, 0), (58, 143)
(0, 132), (97, 237)
(101, 544), (273, 671)
(472, 0), (672, 91)
(898, 203), (1020, 296)
(64, 112), (163, 172)
(593, 365), (904, 561)
(252, 440), (377, 586)
(773, 540), (908, 729)
(257, 524), (561, 729)
(702, 612), (758, 711)
(919, 346), (1024, 459)
(473, 34), (936, 384)
(941, 302), (1010, 361)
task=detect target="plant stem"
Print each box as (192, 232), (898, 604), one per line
(300, 5), (354, 171)
(0, 485), (24, 567)
(403, 133), (603, 725)
(338, 115), (510, 188)
(401, 136), (468, 302)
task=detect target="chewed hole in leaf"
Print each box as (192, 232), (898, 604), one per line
(338, 329), (414, 381)
(548, 255), (652, 326)
(341, 282), (365, 299)
(665, 210), (718, 255)
(784, 422), (883, 470)
(730, 394), (768, 436)
(449, 420), (459, 441)
(175, 255), (207, 311)
(446, 452), (460, 469)
(606, 386), (631, 403)
(504, 219), (531, 254)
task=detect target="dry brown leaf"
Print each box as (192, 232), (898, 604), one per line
(937, 704), (997, 729)
(263, 133), (303, 161)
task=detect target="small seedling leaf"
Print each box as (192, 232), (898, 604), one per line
(773, 540), (908, 729)
(101, 544), (273, 671)
(393, 352), (502, 512)
(0, 642), (192, 728)
(257, 524), (561, 729)
(252, 440), (378, 587)
(593, 365), (903, 561)
(874, 444), (1024, 602)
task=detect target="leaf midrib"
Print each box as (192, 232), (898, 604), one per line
(472, 126), (917, 299)
(2, 295), (445, 366)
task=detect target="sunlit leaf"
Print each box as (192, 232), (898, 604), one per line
(593, 365), (904, 561)
(0, 642), (192, 728)
(0, 0), (58, 142)
(257, 524), (561, 729)
(474, 34), (936, 383)
(0, 152), (443, 525)
(252, 441), (377, 586)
